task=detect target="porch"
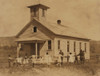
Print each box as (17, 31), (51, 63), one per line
(16, 37), (47, 59)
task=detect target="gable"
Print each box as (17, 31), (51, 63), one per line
(18, 22), (52, 40)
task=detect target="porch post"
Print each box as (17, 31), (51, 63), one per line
(17, 47), (19, 57)
(17, 43), (21, 57)
(35, 42), (38, 59)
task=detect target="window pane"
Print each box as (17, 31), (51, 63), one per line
(58, 40), (60, 49)
(48, 40), (51, 49)
(74, 42), (76, 52)
(80, 42), (81, 50)
(67, 41), (69, 52)
(34, 27), (37, 32)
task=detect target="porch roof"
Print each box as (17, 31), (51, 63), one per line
(15, 37), (47, 42)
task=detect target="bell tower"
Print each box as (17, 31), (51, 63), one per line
(27, 4), (50, 21)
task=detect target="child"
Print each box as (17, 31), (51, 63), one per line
(13, 57), (17, 67)
(44, 52), (51, 67)
(8, 55), (13, 68)
(16, 56), (23, 66)
(67, 54), (70, 63)
(57, 53), (62, 66)
(40, 57), (43, 64)
(69, 53), (74, 63)
(23, 53), (29, 64)
(74, 53), (78, 64)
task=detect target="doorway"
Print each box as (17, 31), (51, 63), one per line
(30, 43), (43, 57)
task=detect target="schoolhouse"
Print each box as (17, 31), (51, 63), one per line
(16, 3), (90, 62)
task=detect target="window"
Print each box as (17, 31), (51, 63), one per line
(33, 8), (37, 17)
(67, 41), (69, 52)
(42, 9), (45, 17)
(33, 27), (37, 32)
(85, 43), (86, 52)
(74, 42), (76, 52)
(80, 42), (81, 50)
(58, 40), (60, 49)
(48, 40), (51, 50)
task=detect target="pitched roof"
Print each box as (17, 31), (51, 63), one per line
(16, 18), (89, 40)
(27, 4), (50, 9)
(33, 18), (89, 40)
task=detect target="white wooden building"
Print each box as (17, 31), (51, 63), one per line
(16, 3), (90, 62)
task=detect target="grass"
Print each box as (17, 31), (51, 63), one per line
(0, 62), (99, 76)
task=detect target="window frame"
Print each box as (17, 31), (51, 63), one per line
(48, 40), (52, 50)
(67, 41), (69, 52)
(58, 40), (60, 49)
(85, 43), (87, 52)
(74, 41), (76, 52)
(80, 42), (82, 50)
(33, 26), (37, 33)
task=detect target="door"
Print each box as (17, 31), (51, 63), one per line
(30, 43), (36, 55)
(30, 43), (43, 57)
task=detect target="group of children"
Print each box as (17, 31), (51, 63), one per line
(8, 50), (85, 68)
(57, 49), (85, 66)
(8, 53), (53, 68)
(8, 54), (35, 68)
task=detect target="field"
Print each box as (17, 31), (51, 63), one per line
(0, 61), (99, 76)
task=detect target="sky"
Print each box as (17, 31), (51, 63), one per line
(0, 0), (100, 40)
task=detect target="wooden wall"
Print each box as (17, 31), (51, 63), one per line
(54, 38), (90, 60)
(19, 24), (50, 40)
(39, 40), (54, 57)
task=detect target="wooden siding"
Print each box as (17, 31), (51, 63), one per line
(54, 38), (90, 60)
(85, 42), (90, 59)
(40, 40), (54, 57)
(19, 24), (51, 40)
(39, 41), (48, 56)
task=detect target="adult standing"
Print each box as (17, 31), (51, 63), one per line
(78, 49), (85, 64)
(59, 50), (64, 65)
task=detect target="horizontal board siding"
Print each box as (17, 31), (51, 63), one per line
(19, 24), (51, 40)
(54, 38), (90, 60)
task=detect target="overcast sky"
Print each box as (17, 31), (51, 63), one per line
(0, 0), (100, 40)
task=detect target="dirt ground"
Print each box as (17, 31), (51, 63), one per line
(0, 62), (99, 76)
